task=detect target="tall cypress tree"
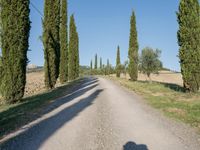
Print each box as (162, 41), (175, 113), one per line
(116, 46), (121, 78)
(128, 11), (139, 81)
(177, 0), (200, 92)
(100, 57), (102, 69)
(43, 0), (60, 89)
(106, 59), (110, 75)
(0, 0), (30, 103)
(94, 54), (98, 70)
(68, 15), (78, 80)
(75, 30), (79, 78)
(90, 60), (93, 71)
(59, 0), (68, 84)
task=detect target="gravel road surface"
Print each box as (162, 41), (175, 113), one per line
(1, 77), (200, 150)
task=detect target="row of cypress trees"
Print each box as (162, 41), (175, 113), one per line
(43, 0), (80, 89)
(116, 0), (200, 93)
(0, 0), (79, 103)
(114, 11), (139, 80)
(90, 54), (114, 75)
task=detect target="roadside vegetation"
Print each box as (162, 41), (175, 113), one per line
(101, 0), (200, 131)
(0, 0), (80, 138)
(0, 78), (83, 139)
(109, 76), (200, 131)
(0, 0), (80, 104)
(0, 0), (199, 140)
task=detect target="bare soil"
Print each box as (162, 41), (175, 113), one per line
(120, 71), (183, 86)
(25, 71), (183, 97)
(25, 71), (45, 96)
(25, 71), (62, 97)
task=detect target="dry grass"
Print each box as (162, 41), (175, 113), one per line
(120, 71), (183, 86)
(0, 77), (84, 139)
(108, 76), (200, 131)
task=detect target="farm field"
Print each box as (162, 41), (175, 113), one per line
(120, 71), (183, 86)
(25, 70), (183, 97)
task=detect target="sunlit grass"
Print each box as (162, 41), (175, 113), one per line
(0, 78), (82, 139)
(109, 76), (200, 131)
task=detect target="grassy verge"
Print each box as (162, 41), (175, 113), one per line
(109, 76), (200, 130)
(0, 78), (84, 139)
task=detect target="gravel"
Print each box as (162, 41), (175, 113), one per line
(1, 77), (200, 150)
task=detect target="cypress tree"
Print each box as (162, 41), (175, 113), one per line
(106, 59), (110, 75)
(75, 31), (79, 78)
(90, 60), (93, 70)
(100, 57), (103, 69)
(43, 0), (60, 89)
(68, 15), (78, 80)
(177, 0), (200, 92)
(0, 0), (30, 103)
(95, 54), (98, 69)
(90, 60), (93, 75)
(128, 11), (139, 81)
(116, 46), (121, 77)
(59, 0), (68, 84)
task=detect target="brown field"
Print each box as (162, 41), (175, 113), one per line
(120, 71), (183, 86)
(25, 70), (183, 97)
(24, 71), (45, 96)
(25, 71), (62, 97)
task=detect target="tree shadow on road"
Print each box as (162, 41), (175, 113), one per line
(0, 77), (99, 138)
(123, 141), (148, 150)
(1, 78), (102, 150)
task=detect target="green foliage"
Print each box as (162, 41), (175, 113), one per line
(139, 47), (162, 79)
(75, 31), (79, 78)
(100, 57), (102, 69)
(0, 78), (83, 139)
(0, 0), (30, 103)
(68, 15), (79, 80)
(95, 54), (98, 69)
(0, 56), (3, 93)
(116, 46), (121, 77)
(59, 0), (68, 84)
(177, 0), (200, 92)
(43, 0), (60, 89)
(111, 77), (200, 130)
(90, 56), (106, 75)
(79, 66), (90, 76)
(90, 60), (93, 75)
(121, 60), (129, 75)
(105, 59), (114, 75)
(128, 11), (139, 81)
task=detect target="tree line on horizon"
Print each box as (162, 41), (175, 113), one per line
(90, 0), (200, 92)
(90, 11), (162, 81)
(0, 0), (79, 103)
(90, 54), (115, 76)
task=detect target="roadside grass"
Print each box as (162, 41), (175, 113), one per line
(109, 76), (200, 131)
(0, 78), (84, 139)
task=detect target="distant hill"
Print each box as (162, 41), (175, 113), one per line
(27, 64), (43, 73)
(27, 64), (37, 69)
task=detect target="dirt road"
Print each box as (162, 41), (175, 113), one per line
(1, 77), (200, 150)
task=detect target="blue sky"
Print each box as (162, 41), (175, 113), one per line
(29, 0), (180, 71)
